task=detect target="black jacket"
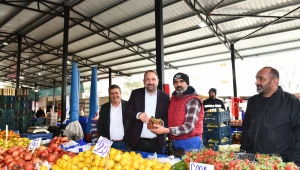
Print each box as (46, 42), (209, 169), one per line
(241, 86), (300, 166)
(97, 100), (129, 140)
(203, 98), (225, 111)
(124, 88), (170, 148)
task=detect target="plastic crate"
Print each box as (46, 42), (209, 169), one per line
(204, 125), (231, 139)
(15, 115), (28, 122)
(20, 133), (53, 140)
(0, 96), (16, 103)
(16, 96), (25, 102)
(2, 118), (15, 124)
(204, 138), (232, 151)
(2, 109), (14, 117)
(0, 103), (15, 109)
(15, 110), (27, 116)
(1, 123), (15, 130)
(204, 111), (230, 124)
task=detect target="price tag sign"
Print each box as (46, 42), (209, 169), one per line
(28, 138), (42, 150)
(190, 162), (214, 170)
(92, 136), (113, 158)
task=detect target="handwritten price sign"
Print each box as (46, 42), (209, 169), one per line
(190, 162), (214, 170)
(92, 136), (113, 158)
(28, 138), (42, 150)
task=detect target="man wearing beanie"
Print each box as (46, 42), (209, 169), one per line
(203, 88), (225, 111)
(151, 72), (204, 152)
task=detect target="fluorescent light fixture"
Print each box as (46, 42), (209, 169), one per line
(19, 76), (24, 79)
(198, 21), (207, 28)
(2, 42), (8, 45)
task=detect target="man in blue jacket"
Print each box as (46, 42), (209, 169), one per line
(241, 66), (300, 166)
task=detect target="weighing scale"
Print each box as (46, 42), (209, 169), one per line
(27, 126), (50, 134)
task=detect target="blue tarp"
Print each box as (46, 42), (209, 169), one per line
(69, 62), (79, 122)
(86, 67), (98, 133)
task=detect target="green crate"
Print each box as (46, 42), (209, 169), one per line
(1, 123), (15, 130)
(15, 115), (28, 122)
(2, 109), (13, 116)
(15, 110), (27, 116)
(0, 103), (15, 109)
(1, 96), (15, 103)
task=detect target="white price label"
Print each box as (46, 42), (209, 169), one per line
(92, 136), (113, 158)
(28, 138), (42, 150)
(190, 162), (214, 170)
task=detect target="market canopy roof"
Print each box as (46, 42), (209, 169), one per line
(0, 0), (299, 89)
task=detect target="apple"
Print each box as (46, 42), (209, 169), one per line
(47, 154), (56, 162)
(23, 153), (33, 161)
(38, 150), (48, 159)
(24, 162), (34, 170)
(11, 151), (19, 157)
(6, 161), (15, 169)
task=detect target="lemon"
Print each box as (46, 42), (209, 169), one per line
(84, 150), (93, 158)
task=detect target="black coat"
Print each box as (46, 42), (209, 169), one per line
(203, 98), (225, 111)
(241, 86), (300, 166)
(123, 88), (170, 148)
(97, 100), (129, 140)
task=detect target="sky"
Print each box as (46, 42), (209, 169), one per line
(92, 48), (300, 100)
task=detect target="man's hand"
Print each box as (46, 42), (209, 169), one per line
(150, 124), (169, 134)
(138, 112), (149, 123)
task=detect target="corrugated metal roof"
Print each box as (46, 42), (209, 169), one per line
(0, 0), (299, 88)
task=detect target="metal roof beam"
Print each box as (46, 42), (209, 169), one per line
(234, 5), (300, 43)
(184, 0), (242, 60)
(11, 0), (126, 60)
(210, 13), (300, 20)
(68, 8), (177, 69)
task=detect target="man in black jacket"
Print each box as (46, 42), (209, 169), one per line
(97, 84), (129, 150)
(241, 67), (300, 166)
(203, 88), (225, 111)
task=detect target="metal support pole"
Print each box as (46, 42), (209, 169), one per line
(155, 0), (164, 91)
(34, 83), (37, 113)
(109, 68), (112, 87)
(231, 44), (237, 97)
(52, 79), (56, 113)
(16, 34), (22, 88)
(60, 5), (70, 129)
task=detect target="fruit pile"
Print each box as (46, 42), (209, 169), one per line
(0, 136), (76, 170)
(0, 130), (20, 139)
(53, 147), (172, 170)
(0, 137), (30, 150)
(147, 116), (163, 129)
(48, 136), (70, 148)
(181, 149), (298, 170)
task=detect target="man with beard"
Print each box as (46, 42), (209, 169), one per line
(124, 70), (170, 153)
(203, 88), (225, 111)
(151, 72), (204, 152)
(241, 67), (300, 166)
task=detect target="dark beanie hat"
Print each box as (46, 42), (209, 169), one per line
(173, 72), (189, 85)
(209, 88), (217, 94)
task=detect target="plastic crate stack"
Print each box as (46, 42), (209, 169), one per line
(46, 112), (58, 126)
(0, 88), (32, 133)
(203, 108), (232, 150)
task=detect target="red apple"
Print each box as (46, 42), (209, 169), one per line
(24, 162), (34, 170)
(11, 150), (19, 157)
(6, 160), (15, 169)
(23, 153), (33, 161)
(47, 154), (56, 162)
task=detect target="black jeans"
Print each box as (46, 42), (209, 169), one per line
(132, 138), (162, 154)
